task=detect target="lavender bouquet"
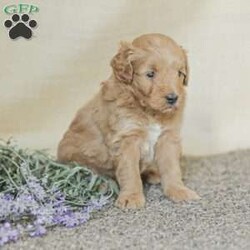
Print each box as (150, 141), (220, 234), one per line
(0, 139), (118, 246)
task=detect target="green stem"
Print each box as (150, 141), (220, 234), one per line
(1, 164), (19, 190)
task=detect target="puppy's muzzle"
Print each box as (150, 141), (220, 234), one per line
(165, 93), (178, 105)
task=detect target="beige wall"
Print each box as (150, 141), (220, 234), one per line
(1, 0), (250, 155)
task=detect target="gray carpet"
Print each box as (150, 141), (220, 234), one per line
(4, 150), (250, 250)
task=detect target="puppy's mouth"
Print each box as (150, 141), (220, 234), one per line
(162, 104), (178, 113)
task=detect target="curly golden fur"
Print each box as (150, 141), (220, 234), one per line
(57, 33), (200, 209)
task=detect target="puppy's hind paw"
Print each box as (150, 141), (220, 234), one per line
(141, 169), (161, 184)
(115, 192), (145, 209)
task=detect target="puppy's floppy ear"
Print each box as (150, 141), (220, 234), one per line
(110, 41), (135, 84)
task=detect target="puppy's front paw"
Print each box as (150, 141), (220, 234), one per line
(115, 192), (145, 209)
(165, 185), (200, 202)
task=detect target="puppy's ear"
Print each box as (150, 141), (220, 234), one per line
(182, 48), (189, 86)
(110, 41), (135, 84)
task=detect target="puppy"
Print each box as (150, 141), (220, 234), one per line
(57, 33), (200, 209)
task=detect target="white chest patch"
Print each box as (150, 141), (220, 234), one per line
(142, 123), (163, 162)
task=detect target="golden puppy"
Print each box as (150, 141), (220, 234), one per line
(57, 33), (200, 209)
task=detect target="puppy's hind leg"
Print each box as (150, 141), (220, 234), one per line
(57, 128), (109, 172)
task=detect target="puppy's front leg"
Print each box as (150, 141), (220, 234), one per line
(115, 135), (145, 209)
(156, 132), (200, 202)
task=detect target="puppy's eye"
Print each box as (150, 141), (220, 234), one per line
(146, 71), (155, 79)
(178, 71), (186, 78)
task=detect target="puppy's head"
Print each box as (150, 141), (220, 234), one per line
(111, 33), (189, 114)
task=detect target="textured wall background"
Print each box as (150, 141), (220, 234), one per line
(1, 0), (249, 155)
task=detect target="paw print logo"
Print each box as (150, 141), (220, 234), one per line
(4, 14), (37, 39)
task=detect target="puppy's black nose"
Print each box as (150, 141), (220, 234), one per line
(165, 93), (178, 105)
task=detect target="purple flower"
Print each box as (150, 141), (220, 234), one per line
(2, 194), (13, 201)
(14, 191), (39, 214)
(28, 225), (47, 237)
(0, 194), (13, 220)
(53, 209), (90, 228)
(25, 223), (47, 237)
(34, 204), (55, 225)
(0, 222), (19, 246)
(89, 196), (109, 210)
(0, 158), (112, 246)
(20, 163), (47, 201)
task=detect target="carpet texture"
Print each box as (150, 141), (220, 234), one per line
(4, 150), (250, 250)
